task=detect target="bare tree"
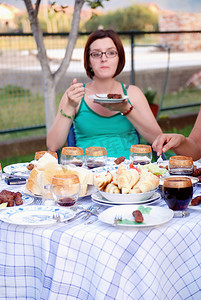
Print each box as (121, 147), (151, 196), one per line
(23, 0), (109, 131)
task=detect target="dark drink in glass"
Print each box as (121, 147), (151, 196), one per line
(163, 177), (193, 217)
(169, 156), (193, 175)
(130, 145), (152, 165)
(85, 147), (107, 169)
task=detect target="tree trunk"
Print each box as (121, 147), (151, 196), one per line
(23, 0), (85, 132)
(43, 74), (57, 131)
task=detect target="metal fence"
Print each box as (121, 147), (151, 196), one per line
(0, 30), (201, 135)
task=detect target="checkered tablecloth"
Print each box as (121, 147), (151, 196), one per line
(0, 178), (201, 299)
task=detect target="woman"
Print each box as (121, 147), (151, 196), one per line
(47, 29), (162, 158)
(152, 107), (201, 161)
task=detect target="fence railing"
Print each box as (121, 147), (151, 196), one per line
(0, 30), (201, 135)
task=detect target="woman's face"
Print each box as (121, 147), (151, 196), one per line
(89, 37), (119, 79)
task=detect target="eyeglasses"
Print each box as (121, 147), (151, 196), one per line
(90, 50), (118, 59)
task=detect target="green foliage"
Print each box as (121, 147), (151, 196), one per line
(0, 85), (31, 96)
(143, 87), (157, 104)
(84, 4), (158, 31)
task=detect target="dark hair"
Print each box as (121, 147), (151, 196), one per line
(84, 29), (125, 79)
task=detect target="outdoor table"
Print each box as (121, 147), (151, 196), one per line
(0, 176), (201, 300)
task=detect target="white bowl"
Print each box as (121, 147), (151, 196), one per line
(99, 189), (156, 203)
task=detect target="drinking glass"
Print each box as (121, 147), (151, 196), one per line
(52, 174), (80, 207)
(42, 184), (55, 206)
(85, 147), (107, 169)
(60, 147), (84, 167)
(169, 156), (193, 175)
(130, 144), (152, 165)
(162, 176), (193, 217)
(35, 150), (58, 160)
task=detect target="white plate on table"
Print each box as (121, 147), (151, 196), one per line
(89, 94), (128, 104)
(0, 193), (34, 210)
(98, 205), (174, 228)
(0, 205), (75, 226)
(91, 191), (161, 206)
(3, 163), (31, 178)
(20, 186), (42, 198)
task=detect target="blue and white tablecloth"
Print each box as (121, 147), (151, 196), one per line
(0, 178), (201, 299)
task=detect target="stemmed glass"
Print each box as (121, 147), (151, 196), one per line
(162, 176), (193, 217)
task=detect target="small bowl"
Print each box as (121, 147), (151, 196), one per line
(169, 156), (193, 175)
(85, 147), (107, 169)
(130, 144), (152, 165)
(60, 147), (84, 167)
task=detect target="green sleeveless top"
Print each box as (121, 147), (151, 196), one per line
(73, 83), (139, 159)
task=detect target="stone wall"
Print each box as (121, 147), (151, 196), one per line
(159, 12), (201, 51)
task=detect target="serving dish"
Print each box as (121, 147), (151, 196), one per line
(0, 193), (34, 210)
(98, 189), (156, 202)
(91, 191), (161, 206)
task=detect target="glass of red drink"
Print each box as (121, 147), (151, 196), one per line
(129, 144), (152, 165)
(162, 176), (193, 217)
(52, 174), (80, 207)
(85, 147), (107, 169)
(169, 156), (193, 175)
(60, 147), (84, 167)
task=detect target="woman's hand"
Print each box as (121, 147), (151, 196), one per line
(99, 100), (131, 113)
(152, 133), (186, 156)
(66, 78), (85, 109)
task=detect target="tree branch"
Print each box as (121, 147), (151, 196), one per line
(54, 0), (85, 84)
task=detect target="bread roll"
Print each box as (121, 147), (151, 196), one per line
(130, 169), (159, 193)
(115, 165), (140, 194)
(94, 171), (113, 191)
(104, 183), (120, 194)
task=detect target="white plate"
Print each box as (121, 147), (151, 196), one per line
(20, 186), (42, 198)
(0, 193), (34, 210)
(0, 205), (75, 226)
(91, 191), (161, 206)
(89, 94), (129, 103)
(3, 163), (31, 178)
(98, 205), (174, 227)
(99, 189), (156, 202)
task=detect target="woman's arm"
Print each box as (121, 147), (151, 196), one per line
(152, 108), (201, 161)
(125, 85), (162, 143)
(46, 79), (85, 151)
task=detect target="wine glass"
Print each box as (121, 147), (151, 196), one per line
(130, 144), (152, 165)
(85, 147), (107, 169)
(60, 147), (84, 167)
(169, 156), (193, 175)
(162, 176), (193, 217)
(52, 174), (80, 207)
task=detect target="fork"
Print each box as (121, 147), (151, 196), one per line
(157, 155), (163, 164)
(114, 214), (122, 225)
